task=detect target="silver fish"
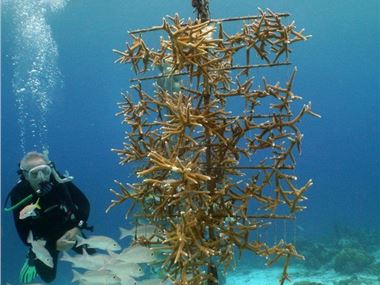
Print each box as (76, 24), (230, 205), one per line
(115, 245), (157, 264)
(119, 225), (159, 240)
(27, 231), (53, 268)
(76, 234), (121, 251)
(72, 269), (121, 284)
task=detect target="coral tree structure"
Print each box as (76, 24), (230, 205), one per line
(109, 7), (319, 285)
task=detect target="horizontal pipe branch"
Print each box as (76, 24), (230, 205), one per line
(130, 62), (291, 82)
(129, 13), (291, 34)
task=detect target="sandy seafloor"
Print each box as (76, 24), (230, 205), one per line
(4, 246), (380, 285)
(225, 248), (380, 285)
(226, 267), (379, 285)
(5, 268), (380, 285)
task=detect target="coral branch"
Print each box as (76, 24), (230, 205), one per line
(110, 8), (316, 285)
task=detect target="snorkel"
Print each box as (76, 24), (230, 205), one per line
(4, 150), (74, 212)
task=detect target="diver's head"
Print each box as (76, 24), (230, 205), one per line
(20, 151), (52, 189)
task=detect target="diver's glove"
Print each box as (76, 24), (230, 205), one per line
(36, 181), (53, 196)
(19, 250), (37, 284)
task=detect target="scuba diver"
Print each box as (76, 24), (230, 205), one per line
(4, 151), (94, 284)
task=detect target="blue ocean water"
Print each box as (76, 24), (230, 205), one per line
(1, 0), (379, 284)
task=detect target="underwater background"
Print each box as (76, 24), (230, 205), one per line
(1, 0), (379, 284)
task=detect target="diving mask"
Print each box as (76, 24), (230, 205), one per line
(26, 164), (52, 183)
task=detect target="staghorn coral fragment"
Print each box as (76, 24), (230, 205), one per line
(110, 8), (316, 285)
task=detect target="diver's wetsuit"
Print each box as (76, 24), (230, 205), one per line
(10, 177), (91, 283)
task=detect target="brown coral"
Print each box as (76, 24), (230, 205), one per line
(109, 8), (317, 285)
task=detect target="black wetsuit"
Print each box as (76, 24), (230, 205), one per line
(10, 177), (91, 283)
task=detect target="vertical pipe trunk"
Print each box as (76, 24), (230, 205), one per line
(190, 1), (216, 284)
(204, 78), (219, 285)
(192, 0), (210, 21)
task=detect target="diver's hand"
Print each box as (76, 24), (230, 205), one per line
(56, 239), (75, 251)
(63, 227), (81, 240)
(56, 227), (80, 251)
(36, 181), (53, 196)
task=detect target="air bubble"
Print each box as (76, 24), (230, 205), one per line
(11, 0), (67, 152)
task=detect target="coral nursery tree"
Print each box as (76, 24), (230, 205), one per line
(108, 2), (319, 285)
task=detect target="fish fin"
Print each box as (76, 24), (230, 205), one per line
(82, 248), (89, 257)
(75, 235), (85, 247)
(61, 251), (72, 263)
(72, 269), (82, 283)
(36, 239), (47, 246)
(107, 249), (117, 258)
(119, 227), (130, 240)
(27, 231), (33, 244)
(35, 198), (41, 209)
